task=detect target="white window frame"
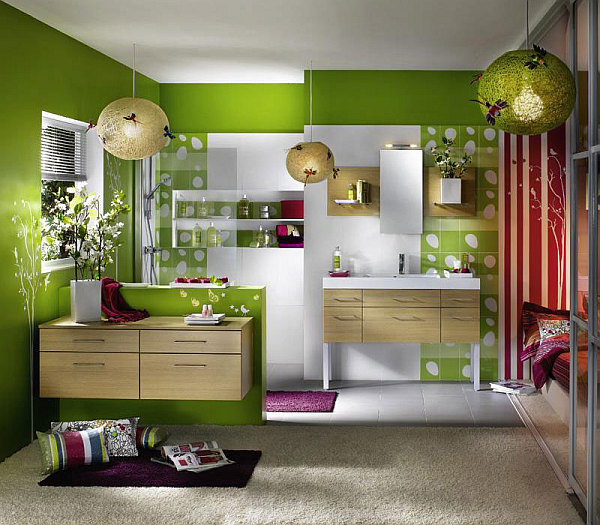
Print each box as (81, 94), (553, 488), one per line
(41, 111), (104, 273)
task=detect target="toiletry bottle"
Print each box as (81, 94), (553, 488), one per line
(461, 253), (470, 273)
(207, 304), (214, 317)
(238, 194), (250, 219)
(257, 226), (265, 248)
(216, 229), (223, 247)
(176, 192), (185, 218)
(333, 246), (342, 272)
(264, 228), (271, 248)
(348, 184), (355, 200)
(192, 223), (203, 247)
(197, 196), (208, 218)
(202, 304), (208, 317)
(207, 222), (217, 247)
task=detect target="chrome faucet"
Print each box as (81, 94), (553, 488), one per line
(398, 253), (406, 275)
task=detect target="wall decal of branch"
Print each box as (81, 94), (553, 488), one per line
(12, 200), (50, 441)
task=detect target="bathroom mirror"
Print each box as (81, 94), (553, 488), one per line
(379, 149), (423, 234)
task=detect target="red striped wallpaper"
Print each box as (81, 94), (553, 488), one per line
(499, 124), (568, 379)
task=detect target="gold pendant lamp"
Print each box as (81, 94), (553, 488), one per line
(96, 44), (172, 160)
(286, 62), (338, 185)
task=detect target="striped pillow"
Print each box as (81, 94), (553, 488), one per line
(37, 426), (109, 475)
(136, 426), (169, 450)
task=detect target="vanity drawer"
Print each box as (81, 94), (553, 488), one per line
(40, 352), (139, 399)
(363, 290), (440, 308)
(324, 289), (363, 306)
(40, 329), (139, 353)
(140, 330), (241, 354)
(140, 353), (248, 400)
(441, 308), (480, 343)
(324, 307), (362, 342)
(363, 308), (440, 343)
(441, 290), (480, 308)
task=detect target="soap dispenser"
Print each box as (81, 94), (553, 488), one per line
(192, 223), (203, 247)
(332, 246), (342, 272)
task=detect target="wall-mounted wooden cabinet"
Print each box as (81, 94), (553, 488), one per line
(39, 316), (253, 401)
(423, 167), (477, 217)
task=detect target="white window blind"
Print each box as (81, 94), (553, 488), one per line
(41, 117), (87, 182)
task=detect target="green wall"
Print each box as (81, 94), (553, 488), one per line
(0, 0), (159, 461)
(160, 83), (304, 132)
(305, 70), (487, 125)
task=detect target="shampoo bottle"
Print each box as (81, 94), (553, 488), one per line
(192, 223), (203, 247)
(333, 246), (342, 272)
(197, 197), (208, 218)
(237, 194), (250, 219)
(207, 222), (217, 247)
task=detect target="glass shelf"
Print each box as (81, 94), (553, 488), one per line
(334, 199), (372, 205)
(173, 217), (304, 223)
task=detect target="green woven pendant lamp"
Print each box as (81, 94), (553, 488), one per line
(474, 0), (575, 135)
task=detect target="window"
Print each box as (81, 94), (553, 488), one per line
(40, 112), (103, 272)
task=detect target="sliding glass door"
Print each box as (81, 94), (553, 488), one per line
(570, 1), (600, 522)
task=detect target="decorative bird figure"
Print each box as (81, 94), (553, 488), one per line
(470, 98), (509, 125)
(525, 44), (548, 69)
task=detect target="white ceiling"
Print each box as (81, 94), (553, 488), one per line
(7, 0), (558, 83)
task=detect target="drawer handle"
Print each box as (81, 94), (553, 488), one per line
(333, 297), (360, 302)
(446, 298), (473, 303)
(333, 315), (360, 321)
(72, 339), (105, 343)
(173, 364), (207, 368)
(392, 297), (422, 303)
(392, 316), (423, 322)
(450, 316), (476, 321)
(173, 340), (207, 344)
(72, 362), (105, 367)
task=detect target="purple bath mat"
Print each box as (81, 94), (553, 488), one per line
(38, 450), (261, 488)
(266, 390), (338, 412)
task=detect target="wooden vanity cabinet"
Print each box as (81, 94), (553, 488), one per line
(39, 316), (253, 401)
(323, 288), (479, 344)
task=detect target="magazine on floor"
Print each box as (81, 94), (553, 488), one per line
(153, 441), (234, 472)
(489, 380), (537, 395)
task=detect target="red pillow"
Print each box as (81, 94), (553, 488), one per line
(521, 302), (569, 362)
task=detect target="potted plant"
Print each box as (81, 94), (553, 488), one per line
(45, 184), (130, 322)
(430, 137), (472, 204)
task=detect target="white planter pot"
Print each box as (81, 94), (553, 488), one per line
(440, 178), (462, 204)
(70, 280), (102, 322)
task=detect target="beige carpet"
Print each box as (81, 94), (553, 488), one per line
(0, 425), (583, 525)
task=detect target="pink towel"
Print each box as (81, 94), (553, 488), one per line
(101, 278), (149, 323)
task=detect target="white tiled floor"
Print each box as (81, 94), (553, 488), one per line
(267, 364), (523, 427)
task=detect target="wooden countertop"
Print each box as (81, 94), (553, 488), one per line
(39, 316), (253, 331)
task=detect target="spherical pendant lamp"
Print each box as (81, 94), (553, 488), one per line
(96, 97), (169, 160)
(96, 44), (172, 160)
(476, 46), (575, 135)
(286, 141), (336, 185)
(286, 62), (338, 185)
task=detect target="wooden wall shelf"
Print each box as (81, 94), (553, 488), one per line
(423, 167), (477, 217)
(327, 167), (380, 216)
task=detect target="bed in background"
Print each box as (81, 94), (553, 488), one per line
(521, 302), (589, 427)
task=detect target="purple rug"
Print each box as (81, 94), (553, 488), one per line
(266, 390), (338, 412)
(38, 450), (261, 488)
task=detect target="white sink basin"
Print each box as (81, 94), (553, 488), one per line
(363, 273), (440, 279)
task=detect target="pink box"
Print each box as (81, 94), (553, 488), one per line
(281, 200), (303, 219)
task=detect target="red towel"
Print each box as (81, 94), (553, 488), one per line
(101, 278), (149, 323)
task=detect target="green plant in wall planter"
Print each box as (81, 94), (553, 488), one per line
(12, 200), (50, 441)
(45, 184), (130, 322)
(430, 137), (472, 204)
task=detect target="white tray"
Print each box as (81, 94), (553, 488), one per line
(170, 282), (230, 289)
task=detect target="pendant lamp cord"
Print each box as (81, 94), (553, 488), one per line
(525, 0), (530, 49)
(309, 60), (313, 142)
(132, 43), (136, 99)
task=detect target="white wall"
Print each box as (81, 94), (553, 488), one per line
(303, 125), (423, 380)
(206, 133), (305, 365)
